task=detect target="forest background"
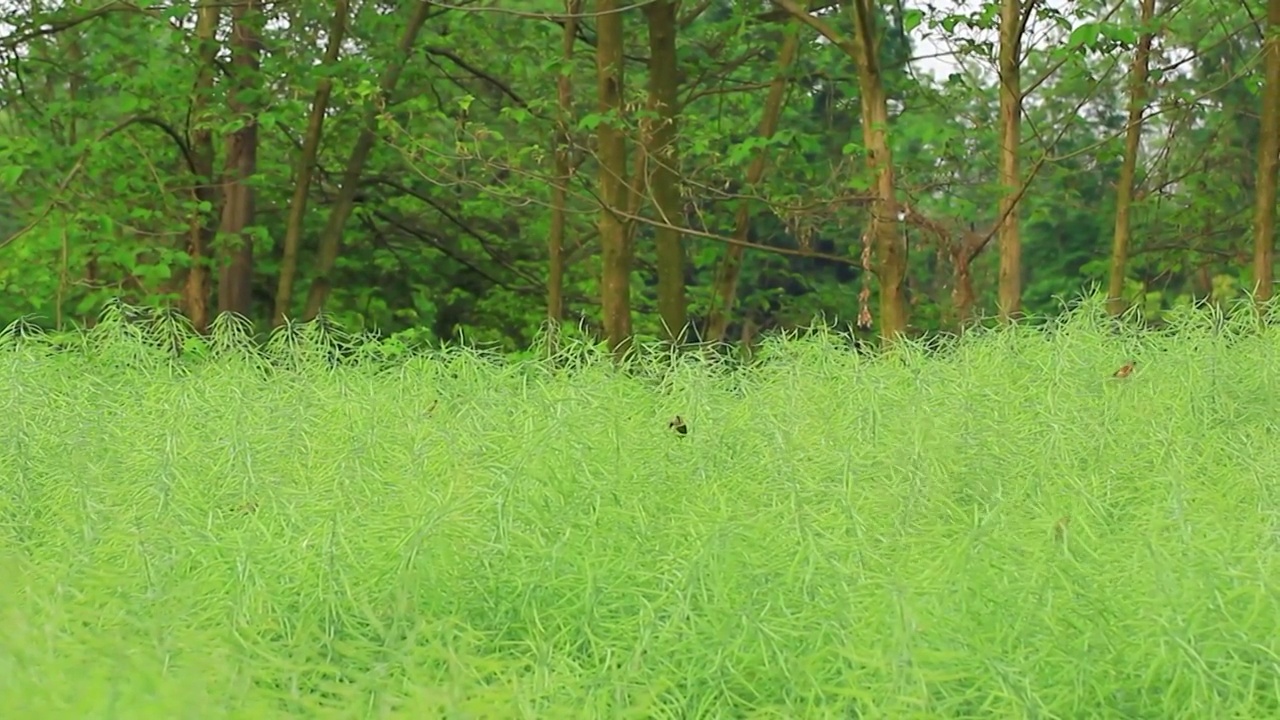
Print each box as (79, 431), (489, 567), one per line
(2, 0), (1278, 353)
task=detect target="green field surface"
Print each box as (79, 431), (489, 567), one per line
(2, 306), (1278, 719)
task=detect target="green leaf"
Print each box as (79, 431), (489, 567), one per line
(903, 8), (925, 33)
(117, 93), (140, 113)
(499, 106), (532, 124)
(1102, 24), (1138, 45)
(578, 113), (605, 130)
(0, 165), (24, 187)
(1067, 23), (1100, 49)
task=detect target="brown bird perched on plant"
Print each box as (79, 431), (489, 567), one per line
(668, 415), (688, 436)
(1112, 361), (1136, 379)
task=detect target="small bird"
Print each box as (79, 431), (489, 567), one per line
(1053, 515), (1071, 544)
(668, 415), (688, 436)
(1112, 361), (1136, 379)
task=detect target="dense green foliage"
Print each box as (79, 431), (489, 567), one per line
(1, 0), (1273, 346)
(2, 303), (1279, 717)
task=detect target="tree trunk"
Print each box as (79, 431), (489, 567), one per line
(1106, 0), (1157, 317)
(595, 0), (632, 356)
(549, 0), (582, 332)
(996, 0), (1024, 322)
(216, 0), (261, 318)
(302, 0), (433, 320)
(705, 27), (801, 343)
(183, 0), (220, 332)
(1253, 0), (1280, 304)
(644, 0), (687, 343)
(768, 0), (905, 340)
(274, 0), (349, 327)
(65, 34), (85, 328)
(953, 237), (985, 327)
(849, 0), (907, 340)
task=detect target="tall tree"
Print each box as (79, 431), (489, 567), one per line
(1253, 0), (1280, 304)
(849, 0), (907, 339)
(1107, 0), (1158, 316)
(548, 0), (583, 333)
(301, 1), (434, 319)
(996, 0), (1028, 322)
(182, 0), (223, 332)
(216, 0), (262, 317)
(705, 25), (801, 343)
(274, 0), (350, 326)
(644, 0), (687, 342)
(770, 0), (908, 340)
(595, 0), (633, 355)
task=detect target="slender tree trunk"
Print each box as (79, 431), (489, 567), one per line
(953, 232), (992, 327)
(274, 0), (349, 327)
(996, 0), (1025, 322)
(65, 35), (86, 327)
(595, 0), (632, 356)
(850, 0), (907, 340)
(644, 0), (687, 342)
(216, 0), (261, 317)
(549, 0), (582, 331)
(705, 28), (800, 343)
(302, 0), (433, 319)
(1253, 0), (1280, 304)
(184, 0), (221, 332)
(1107, 0), (1157, 317)
(65, 35), (79, 149)
(623, 128), (650, 242)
